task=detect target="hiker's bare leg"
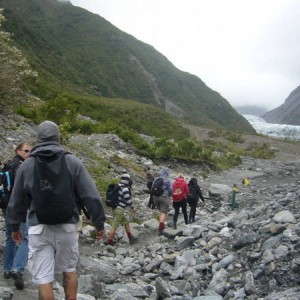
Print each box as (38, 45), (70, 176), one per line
(108, 228), (116, 240)
(39, 282), (54, 300)
(63, 271), (78, 300)
(124, 223), (131, 233)
(125, 223), (136, 240)
(159, 213), (166, 223)
(158, 212), (167, 233)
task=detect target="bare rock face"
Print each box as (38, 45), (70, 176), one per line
(263, 85), (300, 125)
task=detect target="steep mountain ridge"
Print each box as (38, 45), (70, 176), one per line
(0, 0), (254, 133)
(263, 85), (300, 125)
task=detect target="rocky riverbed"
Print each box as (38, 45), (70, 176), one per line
(1, 113), (300, 299)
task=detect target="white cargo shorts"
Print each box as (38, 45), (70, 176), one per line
(28, 224), (79, 285)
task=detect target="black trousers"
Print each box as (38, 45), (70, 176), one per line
(147, 194), (156, 209)
(188, 199), (198, 222)
(173, 200), (188, 225)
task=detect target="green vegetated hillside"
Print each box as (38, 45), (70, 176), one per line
(71, 95), (191, 140)
(0, 0), (255, 133)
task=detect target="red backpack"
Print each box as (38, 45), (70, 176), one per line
(172, 180), (185, 201)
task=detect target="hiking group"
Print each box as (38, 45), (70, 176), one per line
(147, 169), (205, 235)
(0, 120), (206, 300)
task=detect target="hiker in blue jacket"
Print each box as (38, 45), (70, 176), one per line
(7, 120), (106, 300)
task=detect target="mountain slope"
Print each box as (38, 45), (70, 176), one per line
(0, 0), (254, 133)
(234, 105), (267, 116)
(263, 85), (300, 125)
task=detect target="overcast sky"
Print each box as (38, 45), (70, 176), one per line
(70, 0), (300, 110)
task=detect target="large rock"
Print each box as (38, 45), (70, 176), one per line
(77, 257), (118, 284)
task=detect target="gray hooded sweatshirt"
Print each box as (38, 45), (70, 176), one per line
(7, 121), (106, 231)
(158, 168), (173, 197)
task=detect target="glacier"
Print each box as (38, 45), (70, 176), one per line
(243, 114), (300, 141)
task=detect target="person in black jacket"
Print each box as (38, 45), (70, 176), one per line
(146, 172), (156, 209)
(187, 178), (205, 223)
(2, 143), (31, 290)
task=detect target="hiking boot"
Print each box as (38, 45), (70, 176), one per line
(128, 236), (138, 244)
(3, 271), (11, 279)
(158, 230), (164, 236)
(104, 239), (115, 246)
(11, 271), (24, 290)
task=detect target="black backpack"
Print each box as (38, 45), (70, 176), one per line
(151, 177), (164, 196)
(146, 177), (154, 190)
(187, 184), (197, 203)
(31, 152), (75, 225)
(105, 183), (121, 208)
(0, 169), (12, 209)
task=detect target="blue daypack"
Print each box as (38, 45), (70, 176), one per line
(0, 169), (12, 209)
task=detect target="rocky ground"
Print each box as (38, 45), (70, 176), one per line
(1, 113), (300, 299)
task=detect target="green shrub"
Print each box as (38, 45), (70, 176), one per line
(225, 132), (245, 143)
(208, 128), (222, 137)
(70, 120), (96, 135)
(152, 138), (175, 159)
(208, 128), (244, 143)
(247, 142), (275, 159)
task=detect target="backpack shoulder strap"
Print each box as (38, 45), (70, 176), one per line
(5, 171), (11, 190)
(0, 169), (12, 190)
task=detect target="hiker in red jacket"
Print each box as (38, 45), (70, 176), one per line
(172, 175), (189, 229)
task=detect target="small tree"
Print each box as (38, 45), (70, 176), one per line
(0, 9), (37, 106)
(39, 94), (77, 125)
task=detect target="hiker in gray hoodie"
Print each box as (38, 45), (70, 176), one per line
(7, 120), (106, 300)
